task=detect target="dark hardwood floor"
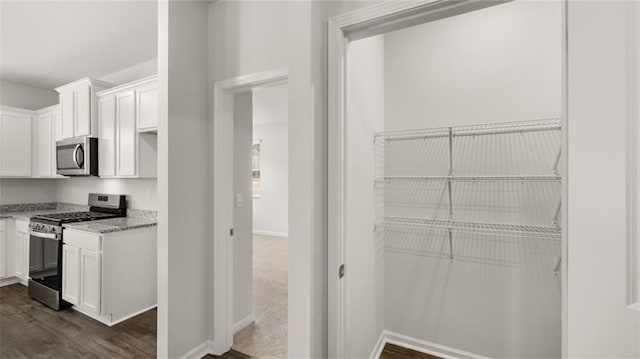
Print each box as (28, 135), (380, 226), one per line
(0, 283), (255, 359)
(380, 343), (443, 359)
(0, 283), (157, 358)
(2, 283), (435, 359)
(204, 349), (255, 359)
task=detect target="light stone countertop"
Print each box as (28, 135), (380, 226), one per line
(62, 217), (157, 234)
(0, 209), (81, 222)
(0, 203), (157, 233)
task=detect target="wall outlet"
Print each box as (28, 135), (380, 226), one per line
(235, 193), (244, 207)
(146, 188), (152, 200)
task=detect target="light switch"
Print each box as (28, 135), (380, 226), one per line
(235, 193), (244, 207)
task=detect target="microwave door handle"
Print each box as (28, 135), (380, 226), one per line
(72, 144), (82, 168)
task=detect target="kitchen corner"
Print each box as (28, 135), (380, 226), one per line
(0, 196), (158, 327)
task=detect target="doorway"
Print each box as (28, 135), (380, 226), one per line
(329, 1), (565, 358)
(210, 69), (289, 356)
(231, 84), (289, 358)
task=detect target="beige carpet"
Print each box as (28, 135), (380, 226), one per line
(232, 234), (288, 358)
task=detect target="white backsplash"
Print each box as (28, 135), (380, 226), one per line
(56, 177), (157, 210)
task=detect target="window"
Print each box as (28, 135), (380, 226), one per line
(252, 141), (261, 198)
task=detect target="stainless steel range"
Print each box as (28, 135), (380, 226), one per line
(28, 193), (126, 310)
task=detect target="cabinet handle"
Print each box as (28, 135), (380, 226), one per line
(72, 144), (83, 168)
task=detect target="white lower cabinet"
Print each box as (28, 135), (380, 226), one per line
(14, 220), (29, 284)
(62, 244), (80, 305)
(62, 227), (156, 325)
(0, 221), (6, 279)
(79, 249), (101, 316)
(63, 240), (101, 315)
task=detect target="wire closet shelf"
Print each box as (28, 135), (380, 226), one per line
(374, 118), (563, 268)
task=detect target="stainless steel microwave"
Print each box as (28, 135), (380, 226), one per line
(56, 137), (98, 176)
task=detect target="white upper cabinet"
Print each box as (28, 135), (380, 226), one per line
(98, 95), (116, 177)
(55, 78), (113, 140)
(37, 111), (53, 176)
(59, 91), (75, 139)
(136, 81), (158, 132)
(116, 91), (136, 176)
(96, 75), (157, 178)
(0, 108), (32, 177)
(75, 84), (92, 137)
(34, 105), (59, 178)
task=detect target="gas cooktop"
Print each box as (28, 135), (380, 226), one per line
(31, 211), (119, 224)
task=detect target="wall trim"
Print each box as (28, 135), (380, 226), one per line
(0, 277), (20, 288)
(253, 230), (288, 238)
(178, 340), (214, 359)
(370, 330), (387, 359)
(371, 331), (490, 359)
(626, 0), (640, 312)
(233, 313), (256, 334)
(209, 68), (288, 355)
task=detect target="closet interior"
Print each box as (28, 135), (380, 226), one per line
(343, 1), (563, 358)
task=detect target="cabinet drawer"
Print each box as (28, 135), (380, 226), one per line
(63, 230), (101, 252)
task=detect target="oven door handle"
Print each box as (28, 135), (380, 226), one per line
(29, 231), (61, 240)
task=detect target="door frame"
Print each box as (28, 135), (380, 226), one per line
(327, 0), (568, 357)
(209, 68), (288, 354)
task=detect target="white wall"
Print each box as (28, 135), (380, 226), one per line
(157, 1), (210, 357)
(0, 80), (58, 110)
(234, 92), (254, 326)
(209, 0), (287, 82)
(56, 178), (157, 210)
(345, 1), (563, 358)
(384, 1), (561, 131)
(252, 84), (288, 236)
(345, 35), (385, 358)
(566, 2), (640, 357)
(0, 179), (57, 205)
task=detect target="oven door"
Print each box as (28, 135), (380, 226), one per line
(29, 230), (62, 290)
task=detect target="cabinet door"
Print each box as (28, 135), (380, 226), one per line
(37, 112), (53, 177)
(23, 233), (29, 280)
(53, 109), (63, 142)
(0, 112), (32, 177)
(136, 82), (158, 131)
(60, 91), (75, 139)
(98, 95), (116, 176)
(116, 91), (136, 176)
(62, 245), (80, 305)
(79, 249), (101, 315)
(75, 86), (92, 137)
(0, 231), (5, 278)
(14, 232), (24, 279)
(52, 109), (62, 175)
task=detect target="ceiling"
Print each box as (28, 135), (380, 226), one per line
(0, 1), (158, 90)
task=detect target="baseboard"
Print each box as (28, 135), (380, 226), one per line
(253, 230), (288, 238)
(179, 340), (214, 359)
(370, 330), (387, 359)
(0, 277), (20, 287)
(233, 312), (255, 334)
(374, 331), (490, 359)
